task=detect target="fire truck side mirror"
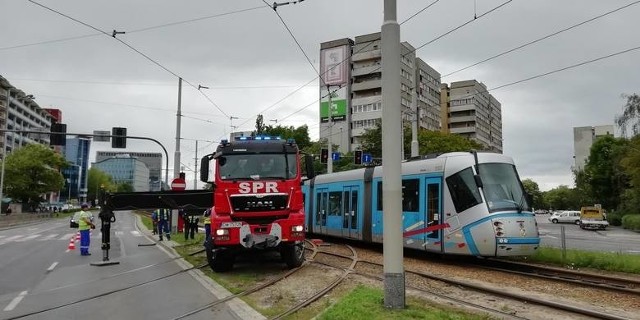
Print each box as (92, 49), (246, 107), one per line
(304, 154), (316, 179)
(200, 155), (212, 182)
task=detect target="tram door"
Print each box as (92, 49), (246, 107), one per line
(315, 188), (328, 234)
(424, 178), (442, 247)
(341, 186), (359, 238)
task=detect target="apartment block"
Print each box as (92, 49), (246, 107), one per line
(443, 80), (503, 153)
(319, 33), (442, 154)
(573, 125), (614, 171)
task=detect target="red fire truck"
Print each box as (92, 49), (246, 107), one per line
(199, 136), (314, 271)
(97, 136), (314, 272)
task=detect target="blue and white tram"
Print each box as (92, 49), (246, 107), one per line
(303, 151), (540, 257)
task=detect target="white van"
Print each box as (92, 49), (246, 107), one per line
(548, 210), (581, 224)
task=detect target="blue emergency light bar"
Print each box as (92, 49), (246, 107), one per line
(234, 136), (282, 141)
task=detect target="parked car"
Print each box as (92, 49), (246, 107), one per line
(548, 210), (581, 224)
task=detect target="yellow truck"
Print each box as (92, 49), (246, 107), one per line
(579, 206), (609, 230)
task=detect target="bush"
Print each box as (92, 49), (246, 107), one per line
(607, 211), (623, 226)
(621, 214), (640, 231)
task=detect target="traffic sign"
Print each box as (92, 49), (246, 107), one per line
(332, 152), (340, 161)
(171, 178), (186, 191)
(363, 153), (372, 163)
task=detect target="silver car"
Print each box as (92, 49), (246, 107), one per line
(548, 211), (581, 224)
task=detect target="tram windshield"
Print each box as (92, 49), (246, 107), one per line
(478, 163), (530, 213)
(218, 154), (297, 180)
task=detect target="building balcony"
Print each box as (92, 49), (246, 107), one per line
(352, 80), (382, 92)
(449, 126), (477, 134)
(448, 115), (476, 123)
(351, 49), (381, 62)
(352, 65), (381, 77)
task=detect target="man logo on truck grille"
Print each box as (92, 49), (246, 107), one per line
(239, 182), (279, 194)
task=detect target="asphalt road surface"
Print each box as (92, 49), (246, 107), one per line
(536, 215), (640, 254)
(0, 211), (254, 320)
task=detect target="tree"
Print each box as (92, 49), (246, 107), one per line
(582, 135), (629, 210)
(115, 182), (134, 193)
(521, 179), (545, 209)
(255, 114), (265, 135)
(360, 122), (485, 160)
(542, 185), (582, 210)
(618, 135), (640, 214)
(615, 93), (640, 137)
(87, 167), (114, 203)
(262, 124), (312, 150)
(4, 144), (67, 207)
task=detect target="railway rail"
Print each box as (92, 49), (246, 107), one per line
(479, 258), (640, 295)
(311, 240), (634, 320)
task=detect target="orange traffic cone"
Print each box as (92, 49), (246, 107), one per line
(75, 232), (80, 241)
(68, 238), (76, 250)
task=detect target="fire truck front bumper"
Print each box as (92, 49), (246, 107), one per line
(240, 223), (282, 249)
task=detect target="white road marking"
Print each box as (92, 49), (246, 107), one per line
(0, 235), (6, 239)
(130, 230), (141, 237)
(3, 235), (23, 242)
(3, 291), (27, 311)
(27, 228), (39, 231)
(15, 235), (40, 242)
(38, 234), (59, 241)
(115, 231), (124, 236)
(541, 235), (558, 239)
(46, 262), (59, 272)
(58, 233), (75, 240)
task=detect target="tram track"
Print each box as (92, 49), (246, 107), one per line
(479, 258), (640, 295)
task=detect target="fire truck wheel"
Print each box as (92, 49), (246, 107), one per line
(281, 243), (304, 269)
(206, 243), (235, 272)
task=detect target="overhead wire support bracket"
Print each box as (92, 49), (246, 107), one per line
(112, 30), (126, 38)
(272, 0), (304, 11)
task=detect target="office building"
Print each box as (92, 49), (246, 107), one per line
(0, 76), (54, 153)
(442, 80), (503, 153)
(92, 154), (150, 192)
(62, 136), (91, 202)
(96, 151), (162, 191)
(573, 125), (614, 171)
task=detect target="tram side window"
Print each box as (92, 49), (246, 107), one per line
(446, 167), (482, 213)
(328, 191), (342, 215)
(402, 179), (419, 212)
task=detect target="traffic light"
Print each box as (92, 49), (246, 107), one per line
(50, 123), (67, 146)
(320, 148), (328, 164)
(354, 150), (363, 165)
(112, 127), (127, 148)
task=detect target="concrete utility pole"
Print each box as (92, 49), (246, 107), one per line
(411, 86), (419, 158)
(173, 77), (183, 233)
(193, 140), (198, 189)
(327, 85), (333, 174)
(381, 0), (405, 309)
(174, 77), (183, 180)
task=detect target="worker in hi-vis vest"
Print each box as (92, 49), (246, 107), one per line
(78, 203), (95, 256)
(154, 208), (171, 241)
(203, 208), (211, 245)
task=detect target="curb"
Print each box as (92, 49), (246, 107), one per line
(134, 214), (266, 320)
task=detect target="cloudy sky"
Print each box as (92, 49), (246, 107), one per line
(1, 0), (638, 191)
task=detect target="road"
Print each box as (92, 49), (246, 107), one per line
(536, 215), (640, 254)
(0, 211), (256, 320)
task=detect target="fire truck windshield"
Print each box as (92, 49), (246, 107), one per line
(218, 154), (297, 180)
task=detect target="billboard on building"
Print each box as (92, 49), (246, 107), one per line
(320, 87), (347, 122)
(320, 45), (349, 86)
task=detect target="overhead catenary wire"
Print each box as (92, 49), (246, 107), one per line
(26, 0), (230, 118)
(0, 5), (266, 51)
(235, 0), (512, 132)
(441, 0), (640, 78)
